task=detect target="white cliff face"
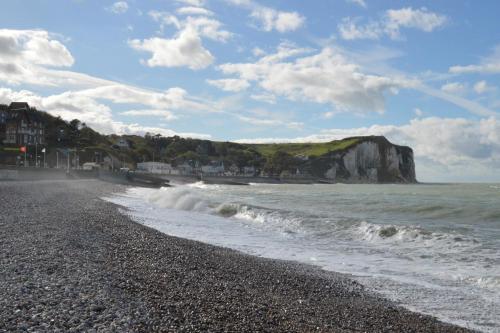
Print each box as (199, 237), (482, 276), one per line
(319, 139), (416, 183)
(342, 142), (381, 182)
(385, 146), (400, 176)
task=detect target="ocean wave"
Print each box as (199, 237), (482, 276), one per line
(187, 181), (220, 190)
(355, 221), (478, 249)
(147, 187), (209, 212)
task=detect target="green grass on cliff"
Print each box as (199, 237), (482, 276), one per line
(247, 138), (360, 158)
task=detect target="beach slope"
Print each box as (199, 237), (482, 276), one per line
(0, 180), (472, 332)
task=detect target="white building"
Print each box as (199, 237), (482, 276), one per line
(243, 166), (256, 176)
(137, 162), (179, 174)
(177, 162), (194, 175)
(82, 162), (100, 170)
(115, 137), (131, 149)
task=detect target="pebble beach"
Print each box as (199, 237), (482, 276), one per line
(0, 179), (474, 332)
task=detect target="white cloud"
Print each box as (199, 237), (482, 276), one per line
(121, 109), (178, 121)
(339, 7), (447, 40)
(206, 78), (250, 92)
(251, 93), (276, 104)
(129, 10), (232, 69)
(218, 43), (409, 114)
(0, 87), (210, 138)
(0, 29), (215, 138)
(252, 47), (266, 57)
(129, 27), (214, 69)
(177, 6), (214, 16)
(251, 8), (305, 33)
(107, 1), (129, 14)
(346, 0), (367, 9)
(236, 116), (500, 182)
(183, 16), (233, 42)
(226, 0), (305, 32)
(416, 83), (497, 117)
(236, 115), (302, 129)
(441, 81), (467, 95)
(414, 108), (423, 116)
(474, 80), (496, 94)
(0, 29), (73, 67)
(176, 0), (205, 6)
(449, 45), (500, 74)
(0, 29), (119, 88)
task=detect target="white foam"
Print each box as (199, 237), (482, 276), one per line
(103, 184), (500, 332)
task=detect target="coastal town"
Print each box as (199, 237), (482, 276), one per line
(0, 102), (416, 184)
(0, 102), (259, 177)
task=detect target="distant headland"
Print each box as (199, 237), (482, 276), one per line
(0, 102), (416, 183)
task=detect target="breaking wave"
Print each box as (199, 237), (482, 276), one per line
(147, 187), (209, 212)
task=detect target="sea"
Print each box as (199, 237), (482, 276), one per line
(104, 182), (500, 332)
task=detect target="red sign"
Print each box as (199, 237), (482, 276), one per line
(20, 146), (26, 153)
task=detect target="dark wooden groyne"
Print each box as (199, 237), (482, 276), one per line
(0, 167), (169, 188)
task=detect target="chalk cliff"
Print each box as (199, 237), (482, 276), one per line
(305, 136), (416, 183)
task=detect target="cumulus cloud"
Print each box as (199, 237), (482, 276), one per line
(0, 29), (73, 66)
(474, 80), (496, 94)
(449, 45), (500, 74)
(107, 1), (129, 14)
(129, 10), (231, 69)
(206, 78), (250, 92)
(226, 0), (305, 32)
(0, 28), (215, 138)
(0, 29), (118, 88)
(216, 43), (409, 113)
(339, 7), (447, 40)
(129, 28), (214, 69)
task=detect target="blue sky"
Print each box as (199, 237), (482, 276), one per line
(0, 0), (499, 181)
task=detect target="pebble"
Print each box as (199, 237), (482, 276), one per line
(0, 179), (475, 332)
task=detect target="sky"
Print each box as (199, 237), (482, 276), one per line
(0, 0), (499, 182)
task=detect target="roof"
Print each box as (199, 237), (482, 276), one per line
(8, 102), (30, 111)
(5, 102), (45, 125)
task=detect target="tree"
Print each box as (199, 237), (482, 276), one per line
(69, 119), (81, 131)
(263, 151), (297, 176)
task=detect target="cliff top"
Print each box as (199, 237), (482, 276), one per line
(246, 136), (412, 158)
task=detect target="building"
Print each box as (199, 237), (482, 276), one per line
(177, 162), (194, 175)
(82, 162), (100, 170)
(0, 104), (9, 142)
(201, 161), (225, 175)
(114, 137), (131, 149)
(2, 102), (45, 146)
(137, 162), (179, 174)
(243, 166), (256, 176)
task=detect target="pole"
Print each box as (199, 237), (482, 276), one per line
(67, 151), (70, 170)
(43, 150), (46, 168)
(35, 142), (38, 168)
(24, 149), (27, 168)
(56, 151), (59, 169)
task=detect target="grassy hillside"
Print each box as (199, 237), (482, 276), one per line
(246, 138), (360, 158)
(1, 108), (370, 175)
